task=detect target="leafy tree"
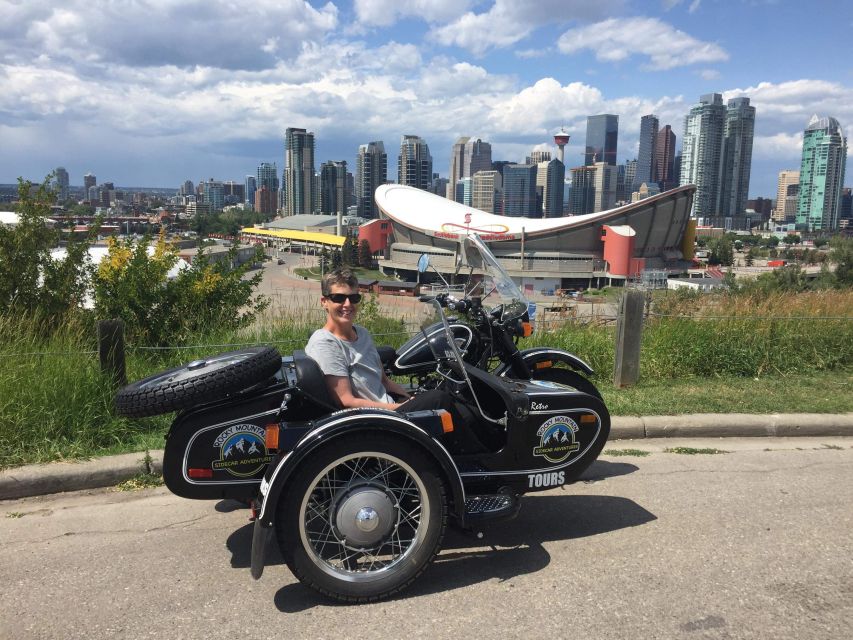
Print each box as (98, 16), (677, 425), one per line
(813, 237), (828, 249)
(330, 248), (343, 270)
(782, 234), (801, 246)
(358, 239), (373, 268)
(0, 179), (93, 322)
(763, 236), (780, 248)
(745, 247), (756, 267)
(341, 233), (356, 266)
(92, 233), (268, 345)
(829, 236), (853, 287)
(695, 236), (707, 248)
(318, 247), (330, 275)
(706, 236), (734, 266)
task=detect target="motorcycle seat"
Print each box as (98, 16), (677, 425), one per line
(292, 350), (338, 410)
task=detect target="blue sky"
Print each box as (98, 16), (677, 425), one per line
(1, 0), (851, 197)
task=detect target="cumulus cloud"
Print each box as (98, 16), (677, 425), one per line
(699, 69), (721, 80)
(354, 0), (472, 27)
(430, 0), (626, 56)
(2, 0), (338, 71)
(557, 17), (728, 70)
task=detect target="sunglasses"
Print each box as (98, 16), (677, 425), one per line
(326, 293), (362, 304)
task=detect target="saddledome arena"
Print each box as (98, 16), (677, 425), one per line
(374, 184), (698, 292)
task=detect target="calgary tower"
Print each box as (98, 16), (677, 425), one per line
(554, 128), (570, 163)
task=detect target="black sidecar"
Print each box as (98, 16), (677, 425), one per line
(117, 342), (609, 602)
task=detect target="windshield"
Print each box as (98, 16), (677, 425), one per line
(459, 234), (529, 323)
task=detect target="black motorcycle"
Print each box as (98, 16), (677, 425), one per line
(113, 234), (611, 603)
(379, 233), (601, 399)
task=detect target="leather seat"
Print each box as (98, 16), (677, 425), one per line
(292, 350), (338, 409)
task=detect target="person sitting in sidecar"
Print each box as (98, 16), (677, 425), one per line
(305, 268), (488, 453)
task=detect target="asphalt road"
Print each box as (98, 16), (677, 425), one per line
(2, 437), (851, 640)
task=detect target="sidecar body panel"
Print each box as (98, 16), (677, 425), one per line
(458, 375), (610, 493)
(162, 383), (288, 500)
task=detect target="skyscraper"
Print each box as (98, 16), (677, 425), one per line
(569, 166), (596, 215)
(472, 170), (502, 214)
(502, 164), (537, 217)
(398, 135), (432, 190)
(245, 175), (257, 208)
(634, 115), (659, 192)
(654, 125), (677, 192)
(464, 138), (492, 179)
(446, 137), (469, 199)
(538, 159), (565, 218)
(797, 115), (847, 231)
(320, 160), (348, 216)
(284, 127), (316, 216)
(356, 141), (387, 218)
(717, 97), (755, 217)
(772, 170), (800, 222)
(83, 173), (96, 193)
(680, 93), (726, 218)
(593, 162), (617, 212)
(202, 179), (224, 211)
(584, 114), (618, 166)
(54, 167), (69, 201)
(256, 162), (279, 215)
(526, 150), (551, 165)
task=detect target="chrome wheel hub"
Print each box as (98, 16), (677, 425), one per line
(334, 487), (395, 547)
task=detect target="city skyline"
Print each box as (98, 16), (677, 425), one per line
(1, 1), (851, 198)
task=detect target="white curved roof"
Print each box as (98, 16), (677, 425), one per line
(375, 184), (684, 242)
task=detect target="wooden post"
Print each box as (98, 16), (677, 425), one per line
(98, 319), (127, 386)
(613, 290), (644, 388)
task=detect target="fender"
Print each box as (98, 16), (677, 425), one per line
(255, 410), (466, 528)
(497, 347), (595, 377)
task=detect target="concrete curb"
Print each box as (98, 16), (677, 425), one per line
(0, 450), (164, 501)
(2, 413), (852, 500)
(610, 413), (853, 439)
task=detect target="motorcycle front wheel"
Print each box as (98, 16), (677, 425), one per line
(276, 434), (447, 603)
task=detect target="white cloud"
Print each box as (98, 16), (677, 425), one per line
(354, 0), (472, 27)
(699, 69), (721, 80)
(3, 0), (339, 71)
(689, 0), (702, 13)
(557, 17), (728, 70)
(430, 0), (626, 56)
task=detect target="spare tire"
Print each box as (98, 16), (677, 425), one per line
(115, 346), (282, 418)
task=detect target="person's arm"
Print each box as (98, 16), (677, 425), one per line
(325, 375), (401, 410)
(381, 371), (411, 401)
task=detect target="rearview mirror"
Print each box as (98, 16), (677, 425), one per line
(417, 254), (430, 273)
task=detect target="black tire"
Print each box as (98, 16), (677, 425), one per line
(531, 366), (603, 401)
(114, 346), (282, 418)
(276, 434), (447, 603)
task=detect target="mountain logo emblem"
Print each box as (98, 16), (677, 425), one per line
(212, 424), (274, 478)
(533, 416), (580, 463)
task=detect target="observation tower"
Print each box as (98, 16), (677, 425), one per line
(554, 128), (570, 163)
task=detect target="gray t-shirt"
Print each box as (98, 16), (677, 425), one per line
(305, 325), (392, 404)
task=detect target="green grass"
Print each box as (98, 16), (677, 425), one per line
(599, 371), (853, 416)
(1, 288), (851, 469)
(603, 448), (651, 457)
(664, 447), (729, 455)
(114, 473), (164, 491)
(293, 266), (397, 282)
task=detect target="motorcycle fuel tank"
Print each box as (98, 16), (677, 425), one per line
(392, 322), (476, 373)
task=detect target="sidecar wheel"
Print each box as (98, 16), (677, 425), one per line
(532, 367), (602, 401)
(114, 346), (281, 418)
(277, 435), (447, 603)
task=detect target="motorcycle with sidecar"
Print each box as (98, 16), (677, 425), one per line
(114, 234), (611, 602)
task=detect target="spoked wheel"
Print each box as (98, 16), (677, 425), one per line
(531, 366), (603, 401)
(277, 435), (447, 603)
